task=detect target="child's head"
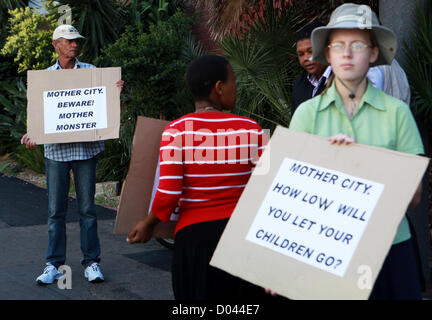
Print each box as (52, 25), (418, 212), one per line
(311, 3), (396, 81)
(325, 28), (379, 82)
(186, 55), (236, 110)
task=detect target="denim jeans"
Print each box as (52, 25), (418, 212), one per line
(45, 157), (101, 268)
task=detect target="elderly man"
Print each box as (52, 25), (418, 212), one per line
(21, 25), (123, 285)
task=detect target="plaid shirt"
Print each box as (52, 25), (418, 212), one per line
(44, 58), (104, 162)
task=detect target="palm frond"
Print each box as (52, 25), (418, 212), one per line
(189, 0), (251, 40)
(222, 1), (300, 130)
(190, 0), (379, 41)
(182, 33), (208, 65)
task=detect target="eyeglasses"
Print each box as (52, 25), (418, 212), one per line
(328, 41), (372, 53)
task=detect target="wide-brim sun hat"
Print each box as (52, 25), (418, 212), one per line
(311, 3), (397, 67)
(53, 24), (85, 41)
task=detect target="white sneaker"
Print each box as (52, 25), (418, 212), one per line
(84, 262), (104, 283)
(36, 263), (62, 285)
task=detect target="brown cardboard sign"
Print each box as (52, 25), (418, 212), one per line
(114, 116), (176, 238)
(210, 126), (429, 300)
(27, 67), (121, 144)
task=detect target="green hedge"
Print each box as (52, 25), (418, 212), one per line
(95, 11), (203, 182)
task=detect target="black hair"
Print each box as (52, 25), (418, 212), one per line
(186, 55), (230, 100)
(296, 20), (324, 42)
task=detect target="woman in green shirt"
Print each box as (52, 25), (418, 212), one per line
(290, 3), (424, 299)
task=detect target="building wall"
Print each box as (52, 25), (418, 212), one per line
(379, 0), (425, 65)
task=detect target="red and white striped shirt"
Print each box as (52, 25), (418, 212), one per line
(150, 111), (268, 234)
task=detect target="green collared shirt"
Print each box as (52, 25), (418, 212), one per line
(290, 80), (424, 244)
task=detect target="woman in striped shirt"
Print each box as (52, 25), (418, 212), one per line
(127, 55), (268, 300)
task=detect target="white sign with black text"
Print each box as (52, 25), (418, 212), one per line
(43, 86), (107, 134)
(210, 127), (429, 299)
(246, 157), (384, 277)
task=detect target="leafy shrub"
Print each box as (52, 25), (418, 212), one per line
(95, 111), (136, 183)
(15, 144), (46, 174)
(119, 0), (188, 33)
(95, 11), (205, 182)
(0, 77), (46, 173)
(0, 78), (27, 154)
(0, 1), (28, 45)
(96, 11), (195, 120)
(0, 4), (204, 182)
(1, 5), (58, 73)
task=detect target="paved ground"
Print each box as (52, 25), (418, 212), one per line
(1, 174), (431, 305)
(0, 175), (174, 300)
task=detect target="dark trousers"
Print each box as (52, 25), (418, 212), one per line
(172, 219), (268, 300)
(370, 238), (422, 300)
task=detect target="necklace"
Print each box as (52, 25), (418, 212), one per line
(337, 77), (365, 119)
(196, 106), (220, 113)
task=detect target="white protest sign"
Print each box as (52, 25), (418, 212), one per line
(27, 67), (121, 144)
(43, 86), (107, 134)
(246, 158), (384, 277)
(210, 127), (429, 300)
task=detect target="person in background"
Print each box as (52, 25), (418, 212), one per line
(21, 24), (124, 285)
(290, 3), (424, 299)
(379, 59), (411, 105)
(291, 21), (331, 116)
(127, 55), (268, 300)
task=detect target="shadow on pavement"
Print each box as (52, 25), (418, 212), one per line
(0, 176), (116, 227)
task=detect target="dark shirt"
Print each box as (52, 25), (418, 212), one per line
(291, 70), (331, 116)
